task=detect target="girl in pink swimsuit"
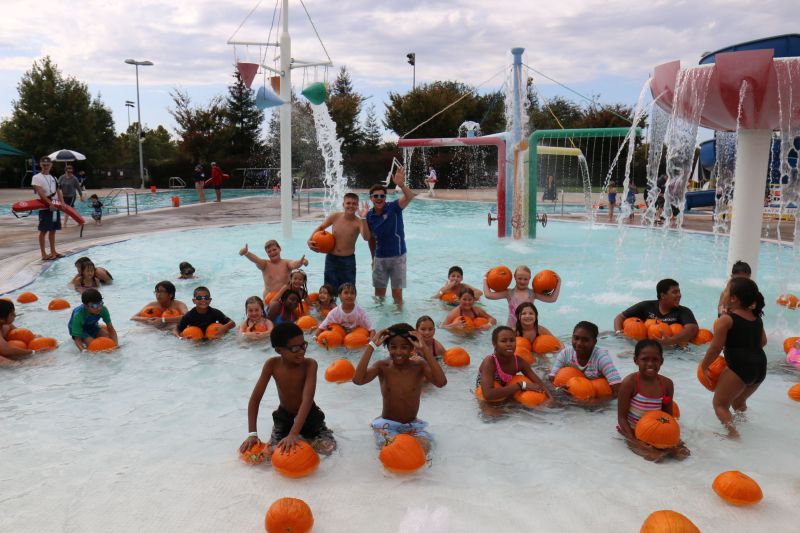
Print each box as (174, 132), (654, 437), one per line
(476, 326), (548, 403)
(415, 315), (445, 359)
(482, 265), (561, 328)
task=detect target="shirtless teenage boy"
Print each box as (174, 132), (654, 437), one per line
(239, 240), (309, 300)
(307, 192), (362, 290)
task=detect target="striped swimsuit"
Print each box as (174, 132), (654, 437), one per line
(627, 373), (671, 428)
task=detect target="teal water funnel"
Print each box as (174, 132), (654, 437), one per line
(301, 82), (327, 105)
(255, 86), (284, 109)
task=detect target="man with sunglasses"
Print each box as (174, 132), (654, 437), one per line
(360, 165), (415, 303)
(31, 156), (65, 261)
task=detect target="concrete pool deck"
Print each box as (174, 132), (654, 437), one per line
(0, 186), (795, 294)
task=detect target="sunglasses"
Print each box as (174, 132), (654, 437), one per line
(371, 194), (386, 199)
(194, 296), (212, 301)
(87, 301), (104, 309)
(286, 341), (309, 354)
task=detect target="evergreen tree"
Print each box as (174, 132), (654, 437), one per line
(362, 104), (382, 151)
(225, 69), (264, 158)
(327, 66), (363, 157)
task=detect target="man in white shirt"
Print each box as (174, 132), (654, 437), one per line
(31, 156), (65, 261)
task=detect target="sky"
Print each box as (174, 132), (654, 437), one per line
(0, 0), (797, 146)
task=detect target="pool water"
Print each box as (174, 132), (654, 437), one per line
(2, 200), (800, 532)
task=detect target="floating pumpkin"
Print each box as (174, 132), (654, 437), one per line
(777, 293), (799, 309)
(634, 410), (680, 449)
(162, 308), (183, 318)
(671, 401), (681, 419)
(590, 378), (613, 398)
(712, 471), (763, 506)
(350, 326), (370, 338)
(639, 510), (700, 533)
(239, 442), (270, 465)
(553, 367), (585, 387)
(28, 337), (57, 351)
(48, 298), (70, 311)
(379, 433), (426, 474)
(692, 328), (713, 345)
(440, 291), (458, 304)
(7, 340), (28, 350)
(139, 306), (163, 318)
(443, 347), (470, 367)
(486, 266), (513, 292)
(515, 346), (534, 364)
(325, 359), (355, 383)
(784, 336), (799, 354)
(181, 326), (204, 340)
(623, 318), (648, 341)
(456, 315), (475, 330)
(669, 323), (684, 336)
(296, 315), (318, 331)
(316, 329), (343, 350)
(253, 322), (269, 333)
(787, 384), (800, 402)
(264, 291), (279, 304)
(265, 497), (314, 533)
(515, 336), (532, 352)
(327, 323), (346, 339)
(344, 330), (369, 349)
(307, 292), (319, 303)
(310, 230), (336, 254)
(647, 322), (672, 340)
(88, 337), (117, 352)
(16, 291), (37, 303)
(697, 356), (727, 391)
(644, 318), (659, 328)
(565, 376), (595, 400)
(475, 380), (504, 402)
(532, 269), (559, 294)
(271, 440), (319, 478)
(515, 389), (547, 407)
(473, 317), (489, 328)
(205, 323), (226, 339)
(532, 334), (561, 354)
(7, 328), (35, 345)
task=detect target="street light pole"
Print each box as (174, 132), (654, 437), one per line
(125, 100), (134, 130)
(124, 59), (153, 189)
(407, 52), (416, 90)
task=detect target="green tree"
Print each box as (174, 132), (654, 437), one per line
(117, 124), (177, 167)
(361, 104), (382, 152)
(0, 57), (116, 164)
(168, 88), (229, 162)
(225, 69), (264, 158)
(327, 66), (363, 157)
(263, 93), (324, 184)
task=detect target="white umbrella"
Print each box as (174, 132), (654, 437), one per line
(47, 149), (87, 162)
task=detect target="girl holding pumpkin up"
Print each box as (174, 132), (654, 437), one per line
(443, 287), (496, 332)
(483, 265), (561, 328)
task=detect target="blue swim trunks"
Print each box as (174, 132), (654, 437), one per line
(324, 253), (356, 291)
(371, 416), (431, 447)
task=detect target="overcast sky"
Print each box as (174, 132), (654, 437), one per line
(0, 0), (797, 144)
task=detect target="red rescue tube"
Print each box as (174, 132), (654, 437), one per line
(12, 199), (86, 226)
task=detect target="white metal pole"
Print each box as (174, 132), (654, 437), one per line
(726, 129), (772, 279)
(279, 0), (292, 237)
(135, 65), (145, 189)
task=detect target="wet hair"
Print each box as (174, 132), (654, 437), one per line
(573, 320), (599, 340)
(193, 286), (211, 298)
(448, 266), (463, 277)
(318, 284), (337, 304)
(514, 302), (539, 336)
(280, 289), (302, 306)
(74, 256), (91, 269)
(81, 288), (103, 305)
(290, 270), (308, 299)
(369, 183), (388, 195)
(416, 315), (435, 329)
(729, 277), (765, 317)
(458, 287), (475, 299)
(90, 194), (98, 200)
(731, 261), (752, 276)
(343, 192), (359, 202)
(0, 299), (14, 320)
(491, 325), (515, 345)
(264, 239), (281, 250)
(634, 339), (663, 360)
(656, 278), (679, 299)
(155, 281), (176, 300)
(179, 262), (195, 276)
(514, 265), (532, 276)
(245, 295), (265, 311)
(270, 322), (304, 349)
(338, 282), (356, 295)
(79, 260), (96, 277)
(384, 322), (414, 346)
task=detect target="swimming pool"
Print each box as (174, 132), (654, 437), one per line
(2, 200), (799, 531)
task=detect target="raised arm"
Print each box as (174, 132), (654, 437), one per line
(287, 255), (309, 270)
(482, 275), (509, 300)
(534, 274), (561, 303)
(393, 167), (415, 209)
(238, 243), (267, 269)
(352, 329), (388, 385)
(358, 202), (372, 241)
(411, 331), (446, 387)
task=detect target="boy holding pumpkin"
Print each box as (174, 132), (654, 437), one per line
(306, 192), (362, 290)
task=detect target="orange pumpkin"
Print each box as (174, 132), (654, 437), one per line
(307, 292), (319, 303)
(271, 440), (319, 478)
(16, 291), (38, 303)
(28, 337), (57, 351)
(440, 291), (458, 304)
(457, 315), (475, 330)
(565, 376), (595, 400)
(239, 442), (270, 465)
(647, 322), (672, 340)
(264, 291), (279, 304)
(644, 318), (659, 329)
(669, 323), (684, 336)
(253, 322), (269, 333)
(296, 315), (318, 331)
(697, 356), (727, 391)
(379, 433), (426, 474)
(350, 326), (370, 337)
(7, 340), (28, 350)
(671, 400), (681, 419)
(692, 328), (713, 345)
(473, 317), (489, 328)
(344, 330), (369, 349)
(515, 346), (534, 364)
(784, 336), (799, 354)
(553, 367), (585, 387)
(777, 293), (799, 309)
(181, 326), (204, 340)
(532, 334), (561, 354)
(640, 510), (700, 533)
(634, 410), (680, 449)
(623, 318), (648, 341)
(590, 378), (613, 398)
(7, 328), (35, 345)
(443, 347), (470, 367)
(787, 384), (800, 402)
(475, 380), (504, 402)
(310, 230), (336, 253)
(265, 497), (314, 533)
(88, 337), (117, 352)
(515, 336), (532, 351)
(486, 265), (513, 292)
(712, 471), (763, 506)
(47, 298), (70, 311)
(205, 323), (227, 339)
(327, 323), (346, 339)
(139, 306), (163, 318)
(532, 269), (559, 294)
(316, 329), (343, 349)
(515, 389), (547, 407)
(297, 301), (310, 316)
(162, 308), (183, 318)
(325, 359), (355, 383)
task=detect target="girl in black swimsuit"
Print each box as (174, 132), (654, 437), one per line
(700, 277), (767, 438)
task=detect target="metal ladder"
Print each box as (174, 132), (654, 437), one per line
(169, 177), (186, 189)
(102, 188), (139, 215)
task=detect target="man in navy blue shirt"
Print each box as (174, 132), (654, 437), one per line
(360, 166), (415, 303)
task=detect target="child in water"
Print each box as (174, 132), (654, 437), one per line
(72, 259), (102, 292)
(549, 321), (621, 396)
(514, 302), (559, 348)
(238, 323), (336, 457)
(314, 284), (336, 318)
(476, 326), (548, 402)
(131, 281), (189, 327)
(443, 287), (496, 332)
(267, 289), (303, 326)
(617, 339), (689, 461)
(434, 266), (482, 301)
(68, 288), (118, 351)
(483, 265), (561, 328)
(415, 315), (445, 359)
(353, 323), (447, 450)
(174, 286), (235, 337)
(701, 277), (767, 438)
(89, 194), (103, 225)
(239, 296), (273, 339)
(0, 300), (36, 360)
(717, 260), (751, 316)
(314, 283), (374, 338)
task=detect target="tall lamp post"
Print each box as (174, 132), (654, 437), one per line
(124, 100), (135, 129)
(406, 52), (416, 90)
(124, 59), (153, 189)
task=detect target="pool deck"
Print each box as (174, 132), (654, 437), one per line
(0, 186), (795, 294)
